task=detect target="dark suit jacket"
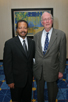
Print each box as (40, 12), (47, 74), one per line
(33, 28), (66, 82)
(3, 36), (35, 87)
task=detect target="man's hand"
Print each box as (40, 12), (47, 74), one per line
(8, 83), (15, 88)
(58, 72), (63, 79)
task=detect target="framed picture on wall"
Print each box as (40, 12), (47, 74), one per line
(11, 8), (53, 38)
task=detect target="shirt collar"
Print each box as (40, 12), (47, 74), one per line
(18, 35), (27, 43)
(43, 28), (53, 34)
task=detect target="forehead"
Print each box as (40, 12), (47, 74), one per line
(18, 22), (27, 26)
(42, 12), (51, 19)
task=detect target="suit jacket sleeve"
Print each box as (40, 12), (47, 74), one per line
(3, 41), (14, 84)
(59, 32), (66, 73)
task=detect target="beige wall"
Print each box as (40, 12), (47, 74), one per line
(0, 0), (68, 59)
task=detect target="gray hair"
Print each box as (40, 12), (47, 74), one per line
(41, 11), (53, 21)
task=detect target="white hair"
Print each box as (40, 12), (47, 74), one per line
(41, 11), (53, 21)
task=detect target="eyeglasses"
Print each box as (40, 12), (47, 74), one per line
(42, 18), (52, 22)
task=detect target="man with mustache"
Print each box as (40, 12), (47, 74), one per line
(3, 20), (35, 102)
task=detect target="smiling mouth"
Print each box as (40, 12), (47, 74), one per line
(46, 24), (50, 25)
(21, 32), (25, 34)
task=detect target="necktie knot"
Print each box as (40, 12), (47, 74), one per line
(23, 40), (25, 43)
(46, 32), (49, 35)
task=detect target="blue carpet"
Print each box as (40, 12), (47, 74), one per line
(0, 61), (68, 102)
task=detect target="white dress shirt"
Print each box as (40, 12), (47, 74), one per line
(41, 28), (53, 51)
(18, 35), (28, 50)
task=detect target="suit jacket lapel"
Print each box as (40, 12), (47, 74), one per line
(27, 37), (30, 58)
(38, 31), (43, 55)
(38, 29), (57, 56)
(47, 28), (57, 53)
(14, 36), (27, 57)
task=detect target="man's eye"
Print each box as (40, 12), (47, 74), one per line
(19, 27), (22, 29)
(24, 27), (27, 29)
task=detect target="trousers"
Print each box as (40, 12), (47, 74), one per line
(36, 73), (58, 102)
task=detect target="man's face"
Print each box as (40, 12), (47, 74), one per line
(17, 22), (28, 39)
(41, 12), (53, 32)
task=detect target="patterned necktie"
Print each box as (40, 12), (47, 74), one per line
(43, 32), (49, 55)
(23, 40), (27, 56)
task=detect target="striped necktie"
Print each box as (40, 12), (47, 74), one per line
(43, 32), (49, 55)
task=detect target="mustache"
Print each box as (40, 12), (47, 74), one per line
(20, 31), (26, 33)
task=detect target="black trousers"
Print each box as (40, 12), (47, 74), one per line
(36, 74), (58, 102)
(10, 81), (32, 102)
